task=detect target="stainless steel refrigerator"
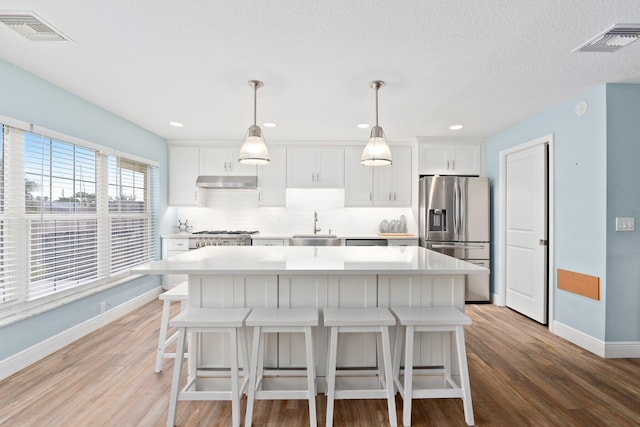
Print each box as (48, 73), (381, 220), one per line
(419, 176), (490, 303)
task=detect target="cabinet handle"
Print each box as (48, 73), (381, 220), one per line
(451, 160), (455, 170)
(258, 191), (261, 201)
(194, 190), (198, 201)
(316, 172), (320, 181)
(394, 192), (397, 201)
(447, 160), (450, 170)
(311, 172), (315, 182)
(370, 192), (372, 201)
(229, 161), (233, 171)
(224, 161), (228, 172)
(389, 192), (392, 201)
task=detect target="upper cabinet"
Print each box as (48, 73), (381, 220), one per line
(257, 146), (286, 206)
(345, 145), (411, 206)
(419, 143), (482, 176)
(169, 145), (201, 206)
(287, 147), (344, 188)
(199, 147), (257, 176)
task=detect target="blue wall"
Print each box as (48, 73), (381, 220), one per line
(605, 84), (640, 341)
(486, 85), (608, 340)
(0, 58), (169, 360)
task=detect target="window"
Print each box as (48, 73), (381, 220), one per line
(0, 121), (159, 314)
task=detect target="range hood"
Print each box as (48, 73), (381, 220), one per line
(196, 175), (258, 189)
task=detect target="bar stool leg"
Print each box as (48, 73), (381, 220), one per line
(304, 326), (317, 427)
(155, 300), (172, 373)
(392, 325), (404, 392)
(230, 328), (240, 427)
(245, 326), (262, 427)
(403, 325), (415, 427)
(167, 327), (187, 427)
(455, 325), (475, 426)
(325, 326), (338, 427)
(381, 326), (398, 426)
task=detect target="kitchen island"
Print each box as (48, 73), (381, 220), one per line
(132, 245), (488, 389)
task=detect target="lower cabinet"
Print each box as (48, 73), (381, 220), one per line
(161, 238), (189, 288)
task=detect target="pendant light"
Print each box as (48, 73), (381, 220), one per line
(239, 80), (270, 165)
(361, 80), (392, 166)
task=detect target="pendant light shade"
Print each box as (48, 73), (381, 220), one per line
(361, 80), (392, 166)
(239, 80), (270, 165)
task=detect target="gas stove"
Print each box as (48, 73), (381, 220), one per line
(188, 230), (258, 248)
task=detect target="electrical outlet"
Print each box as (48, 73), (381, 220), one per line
(99, 301), (107, 313)
(615, 217), (635, 231)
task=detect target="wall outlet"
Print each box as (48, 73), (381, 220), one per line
(99, 301), (107, 313)
(615, 217), (635, 231)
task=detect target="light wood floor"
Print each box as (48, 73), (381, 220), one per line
(1, 300), (639, 426)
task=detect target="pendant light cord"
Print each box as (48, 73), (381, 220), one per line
(375, 85), (379, 127)
(253, 82), (258, 126)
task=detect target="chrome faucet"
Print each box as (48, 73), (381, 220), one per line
(314, 210), (321, 234)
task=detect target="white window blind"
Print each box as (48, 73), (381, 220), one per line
(0, 120), (159, 313)
(108, 156), (159, 274)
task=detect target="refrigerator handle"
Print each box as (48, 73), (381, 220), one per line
(453, 180), (461, 240)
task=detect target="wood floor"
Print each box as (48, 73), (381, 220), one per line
(1, 300), (639, 427)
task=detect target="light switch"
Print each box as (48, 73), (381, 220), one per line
(615, 217), (635, 231)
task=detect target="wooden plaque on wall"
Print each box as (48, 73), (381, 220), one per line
(557, 269), (601, 300)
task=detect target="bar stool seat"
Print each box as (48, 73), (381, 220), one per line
(323, 307), (397, 427)
(244, 308), (319, 427)
(155, 281), (189, 373)
(167, 307), (251, 427)
(391, 306), (474, 426)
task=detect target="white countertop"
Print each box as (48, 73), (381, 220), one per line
(162, 233), (417, 240)
(132, 246), (488, 275)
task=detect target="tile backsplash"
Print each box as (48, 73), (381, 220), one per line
(168, 188), (417, 236)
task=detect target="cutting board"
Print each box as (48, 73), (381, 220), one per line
(378, 233), (416, 237)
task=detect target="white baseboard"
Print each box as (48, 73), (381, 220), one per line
(552, 320), (605, 357)
(0, 287), (161, 381)
(491, 293), (503, 306)
(604, 341), (640, 358)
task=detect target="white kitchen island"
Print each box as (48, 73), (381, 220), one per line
(132, 245), (488, 390)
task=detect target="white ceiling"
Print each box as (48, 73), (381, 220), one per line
(1, 1), (640, 143)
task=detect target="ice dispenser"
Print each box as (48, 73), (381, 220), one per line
(429, 209), (447, 231)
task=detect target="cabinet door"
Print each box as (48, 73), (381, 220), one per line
(199, 147), (257, 176)
(257, 147), (286, 206)
(316, 147), (344, 188)
(344, 146), (373, 206)
(391, 146), (412, 206)
(169, 146), (200, 206)
(450, 144), (481, 175)
(199, 147), (229, 175)
(286, 147), (317, 187)
(419, 144), (450, 175)
(371, 146), (411, 206)
(227, 148), (258, 176)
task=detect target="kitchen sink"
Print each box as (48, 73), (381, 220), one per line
(289, 235), (342, 246)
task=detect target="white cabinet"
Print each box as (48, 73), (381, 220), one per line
(286, 147), (344, 188)
(169, 146), (201, 206)
(199, 147), (257, 176)
(257, 147), (286, 206)
(374, 146), (412, 206)
(345, 145), (411, 206)
(419, 143), (482, 176)
(161, 238), (189, 288)
(278, 274), (378, 372)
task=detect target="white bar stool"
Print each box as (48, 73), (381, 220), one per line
(244, 307), (318, 427)
(391, 306), (474, 426)
(167, 307), (251, 427)
(323, 307), (397, 427)
(155, 282), (189, 373)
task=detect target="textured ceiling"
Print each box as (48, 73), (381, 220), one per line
(1, 0), (640, 143)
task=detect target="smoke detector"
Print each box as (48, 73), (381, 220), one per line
(0, 11), (70, 42)
(574, 24), (640, 52)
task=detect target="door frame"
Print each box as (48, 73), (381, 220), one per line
(498, 134), (555, 330)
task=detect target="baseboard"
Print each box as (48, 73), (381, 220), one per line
(0, 287), (161, 381)
(552, 320), (605, 357)
(492, 293), (503, 306)
(604, 341), (640, 358)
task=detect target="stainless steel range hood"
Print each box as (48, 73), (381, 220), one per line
(196, 175), (258, 189)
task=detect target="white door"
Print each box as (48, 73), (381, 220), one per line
(505, 143), (548, 323)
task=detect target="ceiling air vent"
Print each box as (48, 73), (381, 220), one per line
(574, 24), (640, 52)
(0, 11), (70, 42)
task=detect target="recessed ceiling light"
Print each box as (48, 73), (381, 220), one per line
(263, 122), (277, 128)
(357, 123), (370, 129)
(169, 121), (183, 127)
(449, 124), (464, 130)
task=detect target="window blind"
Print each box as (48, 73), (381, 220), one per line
(0, 120), (159, 313)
